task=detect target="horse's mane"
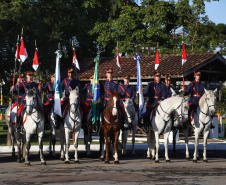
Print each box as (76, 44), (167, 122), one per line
(27, 89), (44, 113)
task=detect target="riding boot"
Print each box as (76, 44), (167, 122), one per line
(210, 116), (215, 129)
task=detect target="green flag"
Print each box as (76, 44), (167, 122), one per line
(91, 56), (100, 124)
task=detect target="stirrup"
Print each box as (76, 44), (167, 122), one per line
(210, 124), (215, 129)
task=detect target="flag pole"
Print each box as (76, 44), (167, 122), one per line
(117, 41), (119, 83)
(182, 31), (185, 90)
(72, 40), (78, 79)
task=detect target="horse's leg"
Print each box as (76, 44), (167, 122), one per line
(9, 127), (15, 158)
(51, 127), (56, 158)
(38, 129), (46, 165)
(164, 131), (170, 162)
(150, 129), (156, 160)
(74, 130), (80, 163)
(99, 127), (105, 161)
(25, 133), (31, 166)
(183, 128), (190, 160)
(114, 130), (120, 164)
(59, 125), (65, 161)
(132, 124), (137, 155)
(15, 132), (22, 163)
(104, 129), (109, 163)
(147, 126), (151, 159)
(49, 130), (52, 156)
(122, 129), (127, 155)
(155, 131), (160, 163)
(173, 129), (178, 155)
(64, 128), (70, 163)
(193, 128), (200, 162)
(84, 126), (90, 156)
(203, 128), (210, 162)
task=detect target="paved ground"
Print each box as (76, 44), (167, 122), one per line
(0, 149), (226, 185)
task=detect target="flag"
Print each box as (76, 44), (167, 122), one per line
(134, 54), (146, 120)
(15, 42), (20, 60)
(54, 50), (63, 117)
(91, 56), (101, 124)
(155, 50), (160, 70)
(182, 43), (187, 65)
(116, 47), (121, 69)
(19, 37), (28, 63)
(32, 48), (39, 71)
(72, 49), (80, 70)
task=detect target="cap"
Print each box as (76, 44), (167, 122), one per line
(50, 73), (55, 78)
(106, 68), (113, 73)
(194, 71), (201, 76)
(19, 73), (26, 78)
(165, 75), (171, 80)
(124, 75), (130, 80)
(26, 71), (34, 76)
(154, 71), (161, 76)
(68, 68), (74, 73)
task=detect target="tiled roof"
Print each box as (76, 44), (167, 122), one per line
(72, 52), (224, 80)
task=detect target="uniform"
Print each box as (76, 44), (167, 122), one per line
(118, 84), (136, 105)
(42, 80), (55, 115)
(10, 80), (26, 109)
(100, 79), (118, 105)
(81, 83), (93, 115)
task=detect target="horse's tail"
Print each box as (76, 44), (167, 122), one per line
(7, 129), (12, 146)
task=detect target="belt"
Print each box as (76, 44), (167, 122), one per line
(152, 96), (160, 99)
(86, 98), (93, 101)
(48, 98), (54, 100)
(104, 97), (109, 100)
(193, 94), (201, 97)
(19, 96), (22, 98)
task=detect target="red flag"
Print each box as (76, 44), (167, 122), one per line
(32, 48), (39, 71)
(19, 37), (28, 62)
(72, 49), (80, 70)
(15, 43), (20, 59)
(155, 50), (160, 70)
(116, 47), (121, 69)
(182, 43), (187, 65)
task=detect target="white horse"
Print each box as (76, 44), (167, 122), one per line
(184, 89), (217, 162)
(49, 106), (65, 160)
(64, 87), (82, 163)
(23, 87), (46, 165)
(5, 104), (25, 162)
(147, 97), (189, 163)
(121, 99), (138, 155)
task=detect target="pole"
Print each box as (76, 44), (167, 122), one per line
(117, 41), (119, 83)
(182, 31), (185, 90)
(72, 40), (78, 79)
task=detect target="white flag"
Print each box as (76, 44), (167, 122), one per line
(72, 49), (80, 70)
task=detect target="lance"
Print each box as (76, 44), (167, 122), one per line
(116, 41), (119, 83)
(72, 40), (78, 79)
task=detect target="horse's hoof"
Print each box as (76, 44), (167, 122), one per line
(114, 161), (119, 164)
(100, 158), (104, 161)
(155, 160), (160, 163)
(17, 158), (21, 163)
(74, 160), (79, 164)
(147, 157), (151, 160)
(203, 160), (208, 163)
(193, 160), (197, 163)
(65, 161), (70, 164)
(186, 157), (190, 161)
(25, 162), (30, 166)
(60, 158), (64, 161)
(41, 161), (46, 165)
(152, 157), (156, 161)
(166, 160), (171, 163)
(105, 160), (110, 164)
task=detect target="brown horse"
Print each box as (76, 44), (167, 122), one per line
(99, 90), (121, 164)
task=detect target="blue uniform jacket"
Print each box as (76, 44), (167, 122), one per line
(61, 78), (81, 97)
(11, 81), (26, 103)
(81, 83), (93, 105)
(100, 80), (118, 105)
(118, 84), (136, 105)
(184, 80), (205, 105)
(144, 81), (167, 104)
(166, 85), (176, 98)
(42, 82), (55, 100)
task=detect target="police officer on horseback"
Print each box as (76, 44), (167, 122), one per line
(182, 71), (215, 128)
(165, 75), (176, 98)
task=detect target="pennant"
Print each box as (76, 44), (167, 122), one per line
(116, 47), (121, 69)
(15, 42), (20, 60)
(72, 49), (80, 70)
(54, 50), (63, 117)
(134, 54), (146, 120)
(32, 48), (39, 71)
(155, 50), (160, 70)
(91, 56), (101, 124)
(19, 37), (28, 63)
(182, 43), (187, 65)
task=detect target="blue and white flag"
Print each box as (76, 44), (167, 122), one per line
(54, 50), (63, 117)
(134, 54), (146, 120)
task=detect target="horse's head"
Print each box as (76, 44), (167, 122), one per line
(123, 98), (135, 123)
(25, 87), (37, 115)
(109, 90), (121, 116)
(204, 88), (217, 116)
(170, 87), (178, 97)
(69, 86), (80, 114)
(175, 97), (189, 123)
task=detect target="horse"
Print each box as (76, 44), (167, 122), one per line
(99, 90), (122, 163)
(22, 87), (46, 165)
(183, 89), (217, 162)
(64, 87), (82, 164)
(121, 98), (138, 155)
(83, 109), (93, 156)
(147, 96), (189, 163)
(5, 104), (26, 162)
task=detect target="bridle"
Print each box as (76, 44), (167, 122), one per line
(124, 103), (135, 123)
(104, 96), (119, 126)
(199, 93), (215, 117)
(69, 97), (80, 123)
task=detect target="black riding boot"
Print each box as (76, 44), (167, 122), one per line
(210, 116), (215, 129)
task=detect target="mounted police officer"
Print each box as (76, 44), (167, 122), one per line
(61, 68), (81, 108)
(182, 71), (215, 128)
(143, 71), (167, 131)
(42, 73), (55, 124)
(165, 75), (176, 98)
(118, 75), (136, 129)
